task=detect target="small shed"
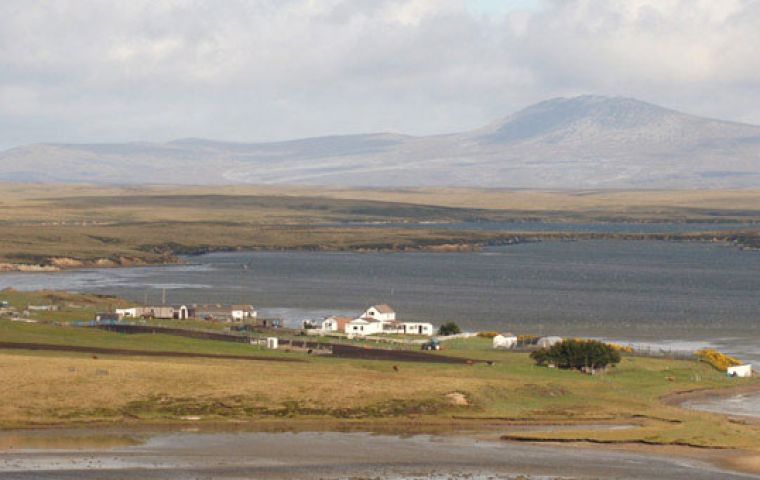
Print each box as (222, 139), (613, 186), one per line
(727, 364), (752, 378)
(266, 337), (278, 349)
(493, 333), (517, 350)
(536, 336), (563, 349)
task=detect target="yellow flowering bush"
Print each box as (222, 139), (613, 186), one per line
(477, 331), (500, 338)
(695, 348), (741, 371)
(607, 342), (634, 354)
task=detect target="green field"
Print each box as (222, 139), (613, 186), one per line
(1, 313), (758, 453)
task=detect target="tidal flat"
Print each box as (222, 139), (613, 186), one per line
(0, 430), (755, 480)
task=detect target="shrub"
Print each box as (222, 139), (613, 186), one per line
(607, 342), (634, 354)
(530, 339), (621, 370)
(695, 348), (741, 371)
(438, 322), (461, 336)
(477, 331), (499, 338)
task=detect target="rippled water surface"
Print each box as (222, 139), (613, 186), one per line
(2, 240), (759, 361)
(0, 431), (748, 479)
(685, 392), (760, 418)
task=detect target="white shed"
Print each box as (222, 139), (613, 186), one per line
(536, 336), (563, 349)
(727, 364), (752, 378)
(493, 334), (518, 350)
(400, 322), (434, 336)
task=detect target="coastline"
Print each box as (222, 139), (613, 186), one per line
(0, 230), (754, 273)
(661, 382), (760, 408)
(1, 421), (758, 478)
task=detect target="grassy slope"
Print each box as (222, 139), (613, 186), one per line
(1, 319), (758, 451)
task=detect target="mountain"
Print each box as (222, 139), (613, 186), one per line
(3, 95), (760, 188)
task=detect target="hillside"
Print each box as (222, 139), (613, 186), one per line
(2, 96), (760, 188)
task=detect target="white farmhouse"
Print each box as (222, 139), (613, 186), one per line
(345, 317), (386, 336)
(362, 304), (396, 322)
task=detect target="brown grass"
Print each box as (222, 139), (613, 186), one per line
(2, 183), (759, 267)
(1, 342), (759, 453)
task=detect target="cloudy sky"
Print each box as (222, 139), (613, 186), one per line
(1, 0), (759, 149)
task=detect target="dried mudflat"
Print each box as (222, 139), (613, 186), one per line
(0, 429), (755, 480)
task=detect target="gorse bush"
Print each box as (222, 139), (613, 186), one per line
(606, 342), (634, 354)
(695, 348), (741, 371)
(530, 339), (621, 370)
(477, 331), (499, 338)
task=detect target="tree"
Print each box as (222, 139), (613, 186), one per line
(530, 339), (621, 370)
(438, 321), (461, 336)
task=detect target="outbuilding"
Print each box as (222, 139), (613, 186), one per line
(399, 322), (434, 336)
(727, 364), (753, 378)
(322, 316), (352, 333)
(493, 333), (518, 349)
(536, 336), (563, 349)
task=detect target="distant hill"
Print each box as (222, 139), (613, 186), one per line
(3, 95), (760, 188)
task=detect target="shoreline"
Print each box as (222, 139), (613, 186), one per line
(0, 231), (754, 273)
(1, 421), (758, 478)
(660, 382), (760, 409)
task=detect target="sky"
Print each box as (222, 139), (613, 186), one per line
(1, 0), (759, 150)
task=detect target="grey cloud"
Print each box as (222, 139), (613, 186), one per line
(0, 0), (759, 150)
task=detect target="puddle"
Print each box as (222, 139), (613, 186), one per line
(684, 392), (760, 418)
(500, 423), (637, 433)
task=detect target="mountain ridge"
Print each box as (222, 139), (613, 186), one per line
(3, 95), (760, 188)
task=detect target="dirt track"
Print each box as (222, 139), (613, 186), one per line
(328, 343), (480, 364)
(0, 339), (480, 365)
(0, 341), (303, 362)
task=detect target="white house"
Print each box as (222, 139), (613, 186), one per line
(399, 322), (434, 336)
(322, 316), (352, 333)
(727, 364), (752, 378)
(493, 333), (518, 349)
(345, 317), (386, 336)
(362, 304), (396, 322)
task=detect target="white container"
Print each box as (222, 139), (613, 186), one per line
(266, 337), (278, 349)
(727, 364), (752, 378)
(493, 334), (517, 349)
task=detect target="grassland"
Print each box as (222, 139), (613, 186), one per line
(1, 183), (760, 269)
(1, 317), (759, 454)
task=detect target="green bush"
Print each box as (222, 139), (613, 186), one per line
(530, 339), (621, 370)
(438, 322), (461, 336)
